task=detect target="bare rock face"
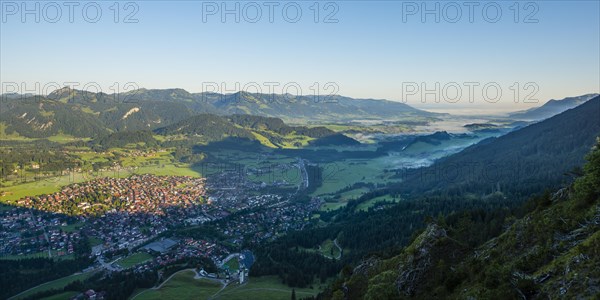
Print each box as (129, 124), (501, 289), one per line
(352, 256), (381, 277)
(396, 224), (447, 296)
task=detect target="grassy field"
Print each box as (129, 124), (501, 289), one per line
(0, 174), (84, 202)
(215, 276), (320, 300)
(355, 194), (400, 212)
(319, 239), (341, 259)
(320, 187), (370, 211)
(298, 239), (341, 260)
(11, 271), (97, 300)
(61, 222), (84, 233)
(224, 258), (239, 272)
(116, 252), (154, 269)
(0, 168), (134, 202)
(134, 270), (223, 300)
(311, 158), (393, 197)
(134, 272), (321, 300)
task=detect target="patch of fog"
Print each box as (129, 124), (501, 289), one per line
(414, 117), (491, 134)
(383, 156), (436, 169)
(382, 137), (490, 170)
(417, 106), (527, 116)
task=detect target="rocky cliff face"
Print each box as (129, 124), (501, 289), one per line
(395, 224), (448, 296)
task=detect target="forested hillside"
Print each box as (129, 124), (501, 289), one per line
(154, 114), (358, 148)
(0, 97), (109, 138)
(325, 138), (600, 299)
(0, 90), (193, 138)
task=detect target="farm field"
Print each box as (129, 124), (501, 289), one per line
(311, 158), (393, 197)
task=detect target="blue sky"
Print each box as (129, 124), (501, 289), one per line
(1, 1), (599, 112)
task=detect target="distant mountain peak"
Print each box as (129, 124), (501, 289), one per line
(509, 93), (599, 121)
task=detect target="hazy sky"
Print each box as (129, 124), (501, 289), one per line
(1, 1), (599, 113)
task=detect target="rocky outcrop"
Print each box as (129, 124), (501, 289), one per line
(396, 224), (448, 296)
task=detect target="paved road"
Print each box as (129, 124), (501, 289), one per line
(297, 158), (309, 192)
(97, 256), (121, 271)
(333, 239), (342, 259)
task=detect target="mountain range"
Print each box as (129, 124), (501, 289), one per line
(0, 87), (438, 138)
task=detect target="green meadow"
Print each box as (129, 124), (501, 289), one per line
(116, 252), (154, 269)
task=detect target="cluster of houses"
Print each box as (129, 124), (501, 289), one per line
(215, 196), (321, 245)
(0, 208), (83, 257)
(15, 175), (207, 216)
(3, 157), (327, 299)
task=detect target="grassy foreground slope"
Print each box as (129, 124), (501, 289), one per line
(135, 271), (319, 300)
